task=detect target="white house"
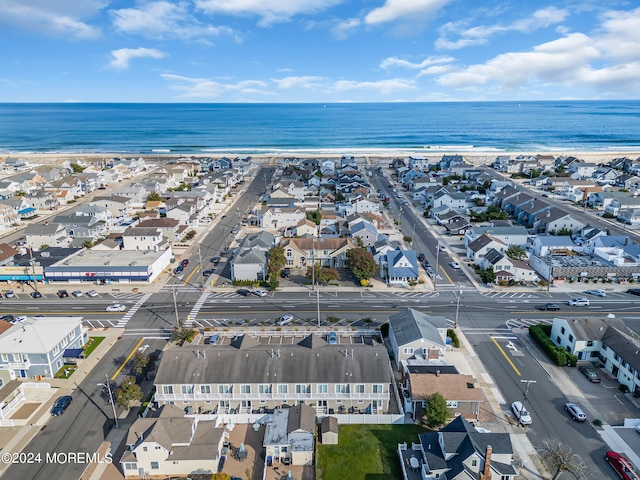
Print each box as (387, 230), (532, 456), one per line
(388, 308), (448, 370)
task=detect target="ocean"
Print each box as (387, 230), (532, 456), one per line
(0, 101), (639, 155)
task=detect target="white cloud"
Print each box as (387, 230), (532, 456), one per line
(161, 73), (271, 99)
(437, 33), (599, 89)
(364, 0), (450, 26)
(331, 78), (417, 95)
(109, 48), (167, 70)
(330, 17), (360, 40)
(437, 6), (569, 50)
(194, 0), (343, 26)
(272, 76), (327, 89)
(0, 0), (104, 38)
(595, 7), (640, 62)
(111, 1), (236, 41)
(380, 55), (454, 70)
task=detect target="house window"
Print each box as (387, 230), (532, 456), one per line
(587, 341), (594, 347)
(335, 384), (348, 394)
(142, 447), (148, 452)
(150, 462), (159, 470)
(317, 384), (328, 394)
(200, 385), (211, 394)
(259, 384), (272, 394)
(568, 334), (574, 342)
(556, 336), (561, 344)
(354, 384), (365, 394)
(240, 385), (251, 394)
(446, 400), (459, 408)
(472, 460), (477, 467)
(286, 249), (293, 257)
(372, 384), (383, 394)
(155, 446), (162, 450)
(181, 385), (194, 394)
(0, 354), (7, 362)
(403, 348), (414, 355)
(218, 385), (230, 394)
(278, 385), (288, 394)
(295, 384), (309, 394)
(124, 462), (137, 470)
(561, 327), (565, 335)
(162, 385), (173, 395)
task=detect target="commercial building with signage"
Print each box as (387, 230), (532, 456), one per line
(45, 248), (172, 284)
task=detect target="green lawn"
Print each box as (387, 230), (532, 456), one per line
(83, 336), (105, 357)
(316, 424), (428, 480)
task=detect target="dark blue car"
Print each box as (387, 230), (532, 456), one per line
(50, 395), (72, 416)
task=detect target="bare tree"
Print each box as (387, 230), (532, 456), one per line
(540, 439), (590, 480)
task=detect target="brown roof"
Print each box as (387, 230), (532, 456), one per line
(138, 218), (180, 228)
(410, 373), (487, 402)
(0, 243), (18, 263)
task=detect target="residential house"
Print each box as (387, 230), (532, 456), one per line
(534, 208), (585, 234)
(51, 214), (106, 242)
(230, 231), (276, 282)
(408, 155), (431, 170)
(350, 221), (382, 247)
(0, 197), (36, 219)
(605, 196), (640, 217)
(569, 162), (599, 179)
(24, 223), (69, 249)
(0, 243), (18, 266)
(121, 227), (165, 251)
(0, 316), (85, 378)
(280, 237), (356, 269)
(478, 249), (538, 283)
(259, 207), (306, 230)
(89, 195), (133, 219)
(137, 218), (182, 243)
(289, 219), (318, 237)
(550, 317), (640, 395)
(153, 332), (393, 416)
(75, 204), (114, 226)
(399, 416), (516, 480)
(24, 191), (58, 213)
(382, 248), (419, 286)
(264, 403), (315, 466)
(120, 404), (226, 478)
(432, 189), (467, 211)
(388, 308), (448, 370)
(464, 225), (529, 249)
(466, 234), (507, 263)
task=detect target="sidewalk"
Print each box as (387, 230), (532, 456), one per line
(0, 328), (124, 478)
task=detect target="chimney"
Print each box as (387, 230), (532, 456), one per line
(480, 445), (492, 480)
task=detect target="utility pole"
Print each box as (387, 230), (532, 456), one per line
(454, 284), (462, 329)
(197, 244), (204, 291)
(521, 379), (537, 403)
(28, 247), (39, 294)
(434, 243), (440, 292)
(98, 374), (119, 429)
(171, 285), (180, 329)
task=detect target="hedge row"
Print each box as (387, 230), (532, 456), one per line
(529, 324), (577, 367)
(447, 329), (461, 348)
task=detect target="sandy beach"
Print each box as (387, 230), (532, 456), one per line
(4, 150), (640, 167)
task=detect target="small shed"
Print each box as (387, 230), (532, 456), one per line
(320, 416), (338, 445)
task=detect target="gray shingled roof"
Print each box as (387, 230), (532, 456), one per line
(155, 335), (391, 385)
(389, 308), (447, 347)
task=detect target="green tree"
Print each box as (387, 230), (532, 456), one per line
(267, 246), (286, 276)
(424, 392), (449, 428)
(131, 352), (157, 379)
(306, 209), (322, 225)
(146, 192), (162, 202)
(305, 264), (340, 284)
(506, 246), (527, 260)
(346, 248), (378, 280)
(69, 162), (85, 173)
(171, 328), (197, 344)
(114, 376), (143, 409)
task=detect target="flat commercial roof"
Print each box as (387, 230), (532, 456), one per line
(49, 248), (165, 268)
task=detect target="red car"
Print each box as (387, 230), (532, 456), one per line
(606, 451), (640, 480)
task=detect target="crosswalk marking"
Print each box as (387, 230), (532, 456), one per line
(482, 292), (538, 299)
(183, 292), (210, 327)
(116, 293), (153, 328)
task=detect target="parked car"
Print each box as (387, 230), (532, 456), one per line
(280, 268), (291, 278)
(231, 227), (238, 234)
(202, 269), (213, 277)
(579, 365), (601, 383)
(449, 262), (461, 269)
(57, 289), (69, 298)
(511, 401), (532, 425)
(537, 303), (560, 311)
(568, 297), (590, 306)
(564, 402), (587, 421)
(276, 314), (293, 326)
(105, 304), (126, 312)
(328, 331), (337, 345)
(11, 316), (27, 324)
(626, 288), (640, 296)
(31, 291), (42, 298)
(236, 289), (251, 297)
(86, 290), (99, 297)
(418, 252), (426, 262)
(180, 259), (189, 267)
(50, 395), (73, 416)
(71, 290), (83, 297)
(174, 265), (184, 274)
(0, 315), (15, 323)
(585, 289), (607, 297)
(4, 290), (14, 298)
(606, 451), (638, 480)
(253, 289), (267, 297)
(211, 256), (221, 264)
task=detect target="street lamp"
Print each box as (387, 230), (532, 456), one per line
(434, 243), (441, 292)
(520, 379), (536, 407)
(98, 374), (119, 429)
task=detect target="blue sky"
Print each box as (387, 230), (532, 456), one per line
(1, 0), (639, 102)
